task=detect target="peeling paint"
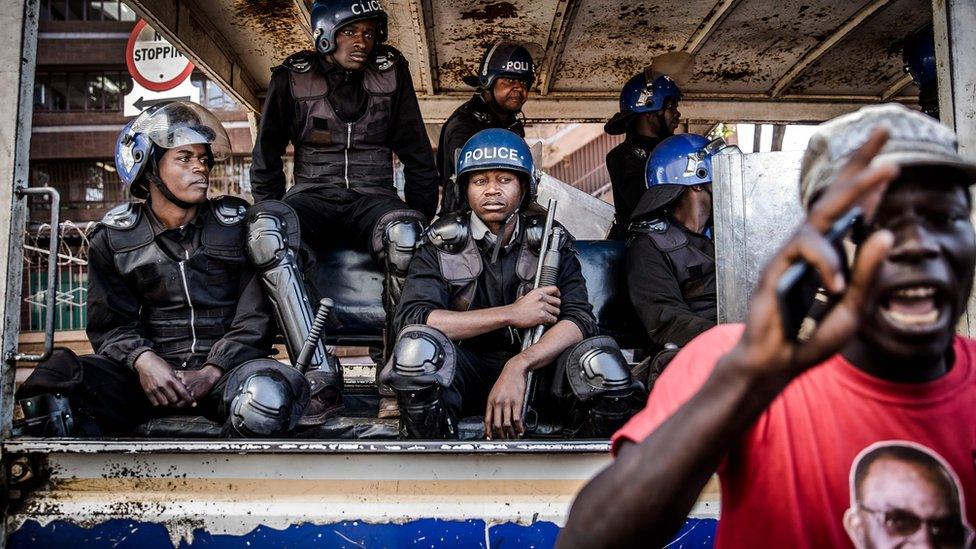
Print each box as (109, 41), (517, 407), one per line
(459, 1), (519, 24)
(9, 518), (718, 548)
(232, 0), (308, 64)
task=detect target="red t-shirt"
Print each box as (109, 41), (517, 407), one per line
(613, 324), (976, 549)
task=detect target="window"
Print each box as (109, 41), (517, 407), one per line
(39, 0), (138, 21)
(34, 71), (132, 112)
(191, 73), (241, 112)
(29, 159), (126, 223)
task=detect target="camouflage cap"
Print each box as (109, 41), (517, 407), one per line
(799, 103), (976, 210)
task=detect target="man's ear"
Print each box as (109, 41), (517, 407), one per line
(842, 507), (867, 549)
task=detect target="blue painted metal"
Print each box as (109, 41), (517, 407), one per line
(10, 518), (718, 548)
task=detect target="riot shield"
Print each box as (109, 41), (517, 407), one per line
(712, 151), (804, 323)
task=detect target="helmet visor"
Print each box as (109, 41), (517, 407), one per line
(701, 137), (741, 157)
(130, 101), (232, 161)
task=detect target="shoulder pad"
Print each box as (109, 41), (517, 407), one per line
(276, 51), (317, 74)
(211, 195), (249, 226)
(523, 214), (546, 252)
(100, 202), (142, 230)
(425, 214), (469, 253)
(456, 98), (492, 125)
(371, 44), (401, 72)
(472, 110), (492, 124)
(626, 142), (648, 159)
(629, 218), (669, 235)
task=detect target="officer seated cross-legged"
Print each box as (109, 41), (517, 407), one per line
(626, 135), (738, 386)
(14, 102), (308, 438)
(380, 129), (642, 440)
(247, 0), (442, 421)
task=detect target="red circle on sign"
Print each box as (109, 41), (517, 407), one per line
(125, 19), (195, 92)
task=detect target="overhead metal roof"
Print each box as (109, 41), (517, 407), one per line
(126, 0), (930, 124)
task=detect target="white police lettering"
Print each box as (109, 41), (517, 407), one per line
(504, 60), (530, 73)
(350, 0), (381, 16)
(463, 147), (521, 164)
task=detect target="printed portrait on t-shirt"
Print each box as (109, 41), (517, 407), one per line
(843, 441), (974, 549)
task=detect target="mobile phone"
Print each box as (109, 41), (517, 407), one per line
(775, 207), (863, 340)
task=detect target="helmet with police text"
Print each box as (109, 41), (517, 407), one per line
(605, 72), (682, 135)
(633, 134), (736, 216)
(455, 128), (538, 211)
(311, 0), (388, 55)
(463, 41), (535, 90)
(903, 23), (938, 118)
(115, 101), (231, 199)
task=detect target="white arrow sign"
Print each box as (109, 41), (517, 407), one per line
(123, 78), (200, 117)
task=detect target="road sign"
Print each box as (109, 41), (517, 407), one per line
(123, 77), (200, 117)
(125, 19), (194, 92)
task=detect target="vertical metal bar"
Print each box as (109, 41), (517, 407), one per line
(9, 188), (60, 362)
(0, 0), (41, 447)
(933, 0), (976, 335)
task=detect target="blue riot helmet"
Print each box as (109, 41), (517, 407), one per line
(462, 41), (535, 90)
(903, 23), (938, 118)
(605, 71), (682, 135)
(115, 101), (231, 200)
(455, 128), (537, 211)
(632, 134), (735, 217)
(311, 0), (388, 55)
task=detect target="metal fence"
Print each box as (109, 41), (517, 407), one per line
(21, 221), (93, 333)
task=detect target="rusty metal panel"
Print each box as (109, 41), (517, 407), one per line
(785, 0), (929, 96)
(430, 0), (555, 92)
(551, 0), (714, 92)
(689, 0), (872, 95)
(203, 0), (308, 84)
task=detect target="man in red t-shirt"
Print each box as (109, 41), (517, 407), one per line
(558, 103), (976, 548)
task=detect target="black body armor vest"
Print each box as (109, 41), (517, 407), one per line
(284, 47), (400, 195)
(99, 197), (249, 368)
(629, 218), (717, 319)
(426, 213), (546, 311)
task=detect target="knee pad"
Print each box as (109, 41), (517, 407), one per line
(371, 209), (426, 259)
(383, 218), (424, 275)
(379, 325), (456, 391)
(246, 200), (302, 268)
(13, 393), (75, 437)
(556, 336), (645, 438)
(222, 359), (310, 437)
(559, 336), (635, 401)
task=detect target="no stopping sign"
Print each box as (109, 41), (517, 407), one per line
(125, 20), (195, 92)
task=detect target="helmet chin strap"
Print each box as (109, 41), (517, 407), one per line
(146, 172), (199, 211)
(489, 186), (525, 264)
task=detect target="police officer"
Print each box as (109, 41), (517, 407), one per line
(604, 71), (682, 239)
(381, 129), (640, 440)
(14, 102), (308, 438)
(248, 0), (442, 414)
(437, 41), (534, 214)
(903, 23), (938, 119)
(626, 134), (735, 384)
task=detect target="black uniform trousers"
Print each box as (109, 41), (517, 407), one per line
(442, 344), (566, 422)
(18, 348), (234, 435)
(283, 186), (420, 254)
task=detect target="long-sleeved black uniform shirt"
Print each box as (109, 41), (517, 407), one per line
(249, 53), (440, 220)
(86, 204), (276, 371)
(606, 133), (663, 238)
(625, 222), (717, 348)
(394, 216), (597, 363)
